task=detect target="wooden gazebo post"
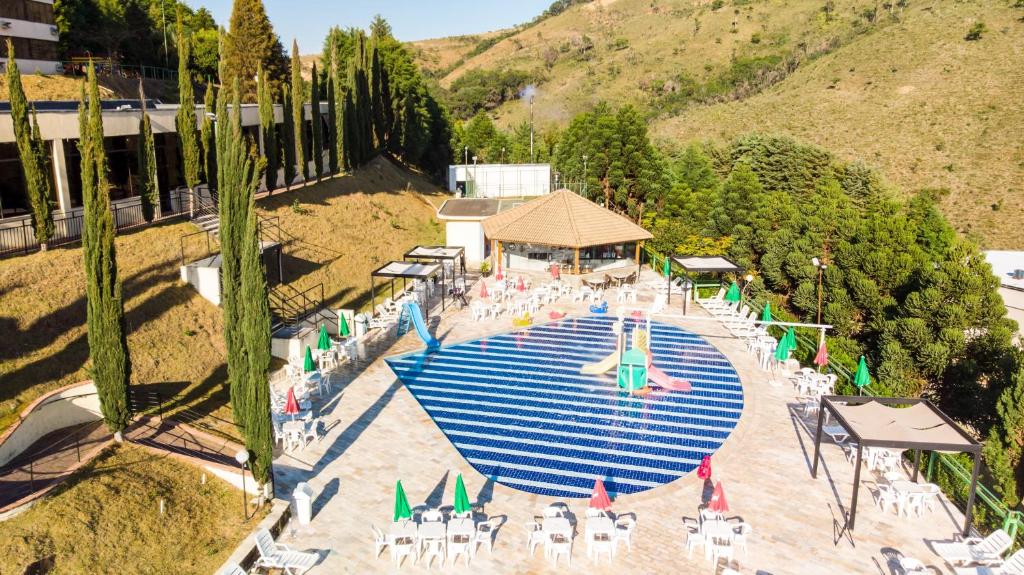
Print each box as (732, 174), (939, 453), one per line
(574, 248), (580, 275)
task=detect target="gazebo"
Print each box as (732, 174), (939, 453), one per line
(671, 255), (745, 313)
(403, 246), (466, 287)
(370, 261), (447, 317)
(481, 190), (653, 275)
(811, 396), (982, 534)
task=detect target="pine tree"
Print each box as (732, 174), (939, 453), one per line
(79, 65), (132, 437)
(290, 40), (309, 183)
(984, 363), (1024, 506)
(221, 0), (288, 101)
(218, 79), (273, 485)
(258, 65), (279, 192)
(176, 8), (201, 204)
(200, 84), (216, 185)
(281, 85), (297, 186)
(310, 63), (323, 181)
(136, 82), (158, 222)
(326, 66), (338, 174)
(6, 41), (54, 247)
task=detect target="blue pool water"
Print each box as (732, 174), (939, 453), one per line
(385, 315), (743, 498)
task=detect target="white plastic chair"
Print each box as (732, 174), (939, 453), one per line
(732, 522), (752, 555)
(473, 518), (497, 555)
(542, 506), (565, 518)
(447, 533), (472, 566)
(589, 532), (614, 564)
(389, 534), (416, 567)
(873, 483), (899, 514)
(371, 525), (388, 558)
(547, 533), (572, 567)
(614, 516), (636, 553)
(684, 518), (705, 558)
(421, 509), (444, 523)
(419, 538), (445, 568)
(585, 507), (607, 519)
(253, 528), (318, 574)
(525, 521), (545, 556)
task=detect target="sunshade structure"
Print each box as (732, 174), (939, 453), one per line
(482, 190), (653, 275)
(811, 396), (982, 534)
(671, 255), (744, 313)
(370, 261), (446, 316)
(404, 246), (466, 288)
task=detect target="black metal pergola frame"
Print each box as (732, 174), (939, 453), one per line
(403, 246), (467, 288)
(370, 261), (446, 318)
(811, 395), (982, 534)
(670, 255), (744, 314)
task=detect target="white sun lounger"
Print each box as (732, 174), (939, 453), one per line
(254, 528), (318, 574)
(954, 549), (1024, 575)
(219, 563), (247, 575)
(933, 529), (1012, 568)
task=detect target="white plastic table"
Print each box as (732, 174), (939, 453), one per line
(389, 520), (417, 542)
(448, 518), (475, 538)
(543, 517), (572, 537)
(418, 521), (446, 541)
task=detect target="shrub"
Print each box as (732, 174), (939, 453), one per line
(965, 21), (987, 41)
(445, 68), (536, 119)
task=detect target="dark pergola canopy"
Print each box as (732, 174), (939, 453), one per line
(370, 261), (447, 317)
(404, 246), (467, 284)
(670, 255), (746, 313)
(811, 396), (982, 535)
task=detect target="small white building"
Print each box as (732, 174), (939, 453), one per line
(984, 251), (1024, 340)
(436, 198), (528, 263)
(447, 163), (551, 198)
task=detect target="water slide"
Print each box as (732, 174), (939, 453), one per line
(647, 362), (692, 391)
(403, 302), (440, 352)
(581, 353), (618, 375)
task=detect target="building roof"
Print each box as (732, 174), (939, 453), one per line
(436, 198), (529, 220)
(481, 190), (653, 248)
(984, 251), (1024, 291)
(672, 256), (743, 274)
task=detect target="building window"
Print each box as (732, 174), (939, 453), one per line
(0, 0), (56, 25)
(64, 136), (143, 207)
(0, 141), (55, 219)
(0, 37), (59, 62)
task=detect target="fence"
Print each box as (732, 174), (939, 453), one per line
(61, 60), (178, 82)
(643, 246), (1024, 541)
(0, 199), (188, 258)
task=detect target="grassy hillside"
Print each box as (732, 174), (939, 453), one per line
(416, 0), (1024, 246)
(0, 158), (444, 433)
(0, 444), (264, 575)
(0, 74), (179, 102)
(408, 29), (512, 78)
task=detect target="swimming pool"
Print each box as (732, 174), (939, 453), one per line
(385, 315), (743, 498)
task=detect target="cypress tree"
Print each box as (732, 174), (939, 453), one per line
(258, 65), (279, 192)
(370, 42), (386, 147)
(176, 8), (201, 203)
(310, 63), (323, 181)
(6, 41), (54, 247)
(355, 35), (373, 160)
(290, 40), (309, 183)
(281, 86), (297, 186)
(218, 78), (273, 486)
(79, 65), (132, 437)
(200, 84), (216, 186)
(136, 83), (158, 222)
(326, 66), (338, 174)
(333, 44), (347, 171)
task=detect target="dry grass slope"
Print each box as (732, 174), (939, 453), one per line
(0, 444), (265, 575)
(0, 158), (445, 433)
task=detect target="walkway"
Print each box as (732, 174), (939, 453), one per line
(270, 270), (968, 574)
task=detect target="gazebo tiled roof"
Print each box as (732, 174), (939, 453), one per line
(481, 190), (652, 248)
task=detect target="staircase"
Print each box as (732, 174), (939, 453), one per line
(268, 282), (340, 359)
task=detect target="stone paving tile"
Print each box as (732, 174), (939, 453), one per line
(271, 272), (967, 574)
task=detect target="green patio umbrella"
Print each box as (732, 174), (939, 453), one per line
(724, 281), (741, 303)
(453, 473), (472, 516)
(338, 313), (350, 337)
(760, 302), (772, 323)
(303, 345), (316, 372)
(662, 257), (671, 277)
(784, 327), (797, 351)
(854, 355), (871, 389)
(773, 335), (791, 362)
(317, 324), (332, 351)
(393, 480), (412, 522)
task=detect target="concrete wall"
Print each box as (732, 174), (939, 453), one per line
(0, 382), (102, 467)
(445, 220), (486, 263)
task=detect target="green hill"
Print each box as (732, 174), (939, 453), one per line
(415, 0), (1024, 246)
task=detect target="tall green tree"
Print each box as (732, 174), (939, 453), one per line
(370, 42), (386, 147)
(281, 85), (297, 186)
(326, 66), (338, 174)
(257, 65), (279, 192)
(984, 360), (1024, 506)
(136, 83), (159, 222)
(6, 41), (54, 247)
(176, 8), (201, 202)
(200, 84), (216, 185)
(217, 79), (273, 485)
(342, 88), (356, 171)
(310, 63), (323, 181)
(290, 40), (309, 183)
(221, 0), (288, 101)
(79, 66), (132, 437)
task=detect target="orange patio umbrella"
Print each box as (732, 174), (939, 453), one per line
(707, 481), (729, 514)
(589, 479), (612, 512)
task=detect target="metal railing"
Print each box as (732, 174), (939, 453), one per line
(128, 388), (243, 446)
(269, 282), (338, 333)
(61, 59), (179, 82)
(644, 245), (1024, 541)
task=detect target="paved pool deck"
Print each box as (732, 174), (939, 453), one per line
(269, 271), (968, 574)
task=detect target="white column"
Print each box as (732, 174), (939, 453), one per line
(50, 139), (72, 214)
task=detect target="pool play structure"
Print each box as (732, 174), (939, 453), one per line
(386, 315), (744, 498)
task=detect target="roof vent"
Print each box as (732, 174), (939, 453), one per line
(50, 25), (59, 36)
(0, 21), (12, 30)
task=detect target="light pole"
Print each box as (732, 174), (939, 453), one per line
(529, 96), (535, 163)
(582, 154), (588, 197)
(812, 257), (827, 324)
(234, 449), (251, 520)
(501, 146), (506, 164)
(740, 273), (754, 303)
(472, 155), (478, 198)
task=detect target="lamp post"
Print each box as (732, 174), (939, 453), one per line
(472, 155), (478, 198)
(812, 257), (827, 324)
(235, 448), (251, 520)
(582, 154), (588, 198)
(529, 95), (535, 163)
(740, 273), (754, 303)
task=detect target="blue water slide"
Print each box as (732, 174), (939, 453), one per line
(403, 302), (440, 351)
